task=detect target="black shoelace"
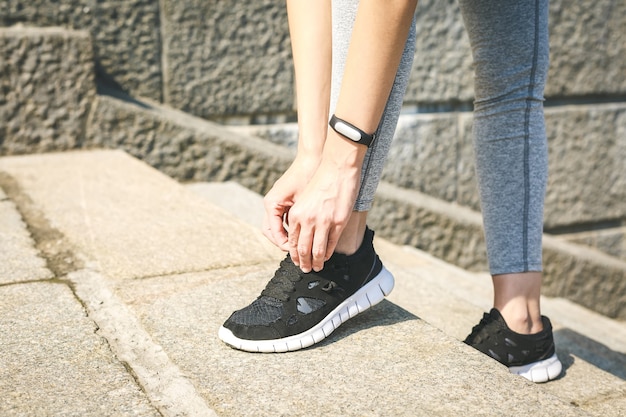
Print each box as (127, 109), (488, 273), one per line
(261, 257), (303, 302)
(260, 256), (349, 302)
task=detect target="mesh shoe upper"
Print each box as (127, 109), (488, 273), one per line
(222, 227), (382, 341)
(464, 308), (556, 367)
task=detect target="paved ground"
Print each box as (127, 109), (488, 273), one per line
(0, 150), (624, 416)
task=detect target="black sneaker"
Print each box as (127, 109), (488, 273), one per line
(218, 227), (394, 352)
(464, 308), (562, 383)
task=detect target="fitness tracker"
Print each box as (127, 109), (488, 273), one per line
(329, 114), (375, 147)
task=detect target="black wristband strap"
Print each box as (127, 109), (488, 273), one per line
(329, 114), (375, 147)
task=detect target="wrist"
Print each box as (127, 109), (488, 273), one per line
(290, 152), (322, 177)
(321, 129), (368, 170)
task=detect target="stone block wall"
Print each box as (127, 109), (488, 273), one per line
(0, 0), (624, 280)
(403, 0), (626, 105)
(2, 0), (623, 119)
(0, 27), (95, 154)
(161, 0), (294, 119)
(547, 1), (626, 97)
(0, 0), (163, 102)
(85, 94), (291, 193)
(562, 228), (626, 262)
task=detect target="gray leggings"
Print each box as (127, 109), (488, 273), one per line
(330, 0), (550, 275)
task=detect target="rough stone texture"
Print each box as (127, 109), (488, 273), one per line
(158, 0), (624, 116)
(547, 0), (626, 97)
(370, 182), (487, 272)
(161, 0), (294, 118)
(0, 27), (95, 155)
(1, 0), (624, 120)
(406, 0), (474, 105)
(542, 236), (626, 321)
(403, 0), (626, 105)
(0, 199), (52, 284)
(544, 104), (626, 228)
(0, 0), (162, 102)
(0, 150), (280, 281)
(382, 113), (461, 203)
(228, 124), (299, 153)
(382, 112), (479, 211)
(116, 267), (585, 417)
(560, 227), (626, 262)
(87, 94), (291, 194)
(90, 0), (162, 100)
(68, 268), (221, 417)
(0, 282), (159, 416)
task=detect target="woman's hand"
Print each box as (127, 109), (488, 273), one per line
(262, 153), (321, 251)
(286, 133), (366, 272)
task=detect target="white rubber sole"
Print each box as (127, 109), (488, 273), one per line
(218, 267), (395, 353)
(509, 352), (562, 383)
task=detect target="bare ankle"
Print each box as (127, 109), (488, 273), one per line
(334, 233), (364, 255)
(492, 272), (544, 334)
(498, 306), (543, 334)
(334, 211), (368, 255)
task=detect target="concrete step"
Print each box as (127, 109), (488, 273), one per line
(188, 180), (626, 416)
(0, 150), (618, 416)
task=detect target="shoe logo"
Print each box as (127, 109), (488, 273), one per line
(308, 280), (320, 289)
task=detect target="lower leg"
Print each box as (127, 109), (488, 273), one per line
(493, 272), (543, 334)
(459, 0), (550, 335)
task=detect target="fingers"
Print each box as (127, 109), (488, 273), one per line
(262, 214), (289, 251)
(288, 222), (304, 270)
(263, 198), (291, 251)
(311, 227), (330, 272)
(288, 223), (329, 273)
(324, 225), (341, 262)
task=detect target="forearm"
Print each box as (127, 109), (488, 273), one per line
(286, 0), (332, 157)
(326, 0), (417, 163)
